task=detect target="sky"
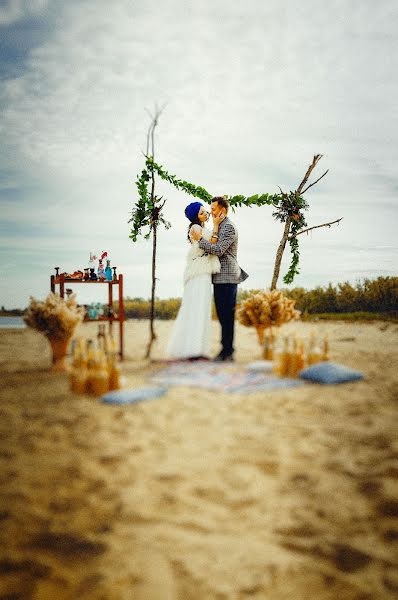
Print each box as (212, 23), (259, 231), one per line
(0, 0), (397, 308)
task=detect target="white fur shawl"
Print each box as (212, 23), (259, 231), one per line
(183, 228), (221, 284)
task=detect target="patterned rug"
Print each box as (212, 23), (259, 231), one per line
(152, 360), (305, 394)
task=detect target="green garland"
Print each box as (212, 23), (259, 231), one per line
(129, 156), (310, 284)
(147, 157), (213, 202)
(128, 168), (152, 242)
(270, 191), (308, 285)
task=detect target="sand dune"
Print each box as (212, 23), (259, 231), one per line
(1, 319), (397, 599)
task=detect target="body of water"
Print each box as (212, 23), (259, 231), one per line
(0, 316), (26, 329)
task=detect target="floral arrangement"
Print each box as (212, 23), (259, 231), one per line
(24, 293), (85, 340)
(237, 290), (300, 345)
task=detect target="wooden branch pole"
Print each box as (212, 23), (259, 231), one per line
(146, 222), (158, 359)
(289, 217), (343, 239)
(145, 107), (161, 359)
(296, 154), (323, 194)
(271, 217), (292, 291)
(270, 154), (329, 291)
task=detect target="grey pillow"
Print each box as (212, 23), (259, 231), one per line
(101, 387), (167, 404)
(299, 361), (364, 384)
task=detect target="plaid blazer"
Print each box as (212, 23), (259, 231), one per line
(198, 217), (249, 284)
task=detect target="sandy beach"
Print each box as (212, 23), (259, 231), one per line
(1, 318), (397, 599)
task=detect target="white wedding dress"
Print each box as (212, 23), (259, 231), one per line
(166, 228), (220, 359)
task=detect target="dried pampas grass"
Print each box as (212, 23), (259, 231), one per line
(237, 290), (300, 344)
(24, 293), (84, 340)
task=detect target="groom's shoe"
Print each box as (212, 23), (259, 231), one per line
(213, 353), (234, 362)
(222, 354), (234, 362)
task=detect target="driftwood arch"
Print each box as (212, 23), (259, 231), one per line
(129, 109), (343, 357)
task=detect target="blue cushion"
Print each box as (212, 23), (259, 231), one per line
(101, 387), (167, 404)
(299, 361), (364, 384)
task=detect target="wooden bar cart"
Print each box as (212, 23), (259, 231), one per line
(50, 273), (125, 359)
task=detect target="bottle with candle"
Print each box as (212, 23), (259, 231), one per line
(308, 331), (322, 365)
(272, 336), (283, 375)
(108, 336), (121, 390)
(276, 336), (291, 377)
(97, 324), (106, 351)
(109, 359), (121, 391)
(322, 332), (330, 361)
(288, 336), (298, 377)
(85, 340), (96, 394)
(69, 338), (88, 394)
(90, 349), (110, 396)
(288, 337), (305, 378)
(296, 339), (306, 375)
(68, 339), (78, 383)
(103, 332), (110, 356)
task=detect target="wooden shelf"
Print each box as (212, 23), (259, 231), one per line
(51, 273), (125, 359)
(53, 278), (121, 284)
(83, 316), (120, 322)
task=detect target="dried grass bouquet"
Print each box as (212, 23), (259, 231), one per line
(237, 289), (300, 345)
(24, 293), (85, 340)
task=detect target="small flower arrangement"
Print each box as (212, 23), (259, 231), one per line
(24, 293), (85, 340)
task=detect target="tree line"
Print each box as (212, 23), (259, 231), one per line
(1, 276), (396, 320)
(121, 276), (397, 320)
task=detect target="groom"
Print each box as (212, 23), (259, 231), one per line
(198, 196), (248, 362)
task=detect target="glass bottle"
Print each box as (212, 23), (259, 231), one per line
(322, 333), (330, 361)
(108, 336), (121, 390)
(280, 335), (291, 377)
(296, 340), (306, 375)
(288, 336), (298, 377)
(90, 349), (110, 396)
(105, 260), (112, 282)
(98, 259), (106, 281)
(97, 323), (106, 351)
(88, 303), (97, 320)
(108, 358), (121, 391)
(308, 332), (322, 365)
(272, 337), (287, 377)
(85, 340), (96, 394)
(69, 338), (88, 394)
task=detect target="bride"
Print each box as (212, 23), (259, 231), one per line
(166, 201), (224, 360)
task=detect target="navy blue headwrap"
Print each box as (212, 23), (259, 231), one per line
(185, 202), (203, 223)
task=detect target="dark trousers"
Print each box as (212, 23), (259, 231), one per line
(213, 283), (238, 357)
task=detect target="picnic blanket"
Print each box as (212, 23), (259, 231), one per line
(152, 360), (304, 394)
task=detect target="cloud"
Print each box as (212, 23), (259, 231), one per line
(0, 0), (49, 26)
(0, 0), (397, 307)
